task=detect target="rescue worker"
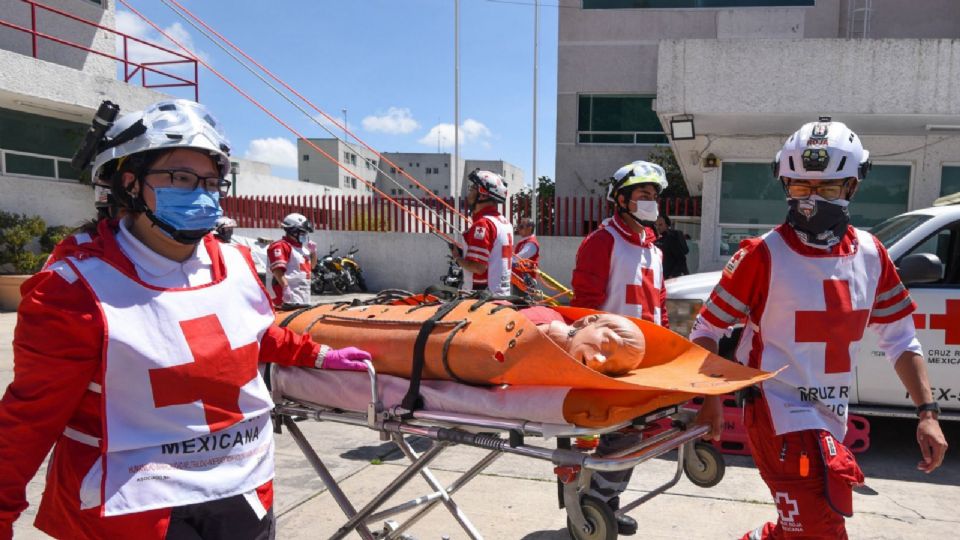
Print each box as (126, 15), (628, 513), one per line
(267, 213), (314, 309)
(512, 217), (540, 288)
(449, 169), (514, 296)
(691, 118), (948, 539)
(214, 216), (237, 243)
(569, 160), (670, 536)
(0, 99), (372, 540)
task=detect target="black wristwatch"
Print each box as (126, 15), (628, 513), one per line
(916, 402), (941, 418)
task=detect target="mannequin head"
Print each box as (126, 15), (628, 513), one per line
(542, 313), (645, 376)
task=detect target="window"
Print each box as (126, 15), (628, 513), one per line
(583, 0), (814, 8)
(303, 154), (309, 161)
(718, 162), (912, 256)
(718, 162), (784, 256)
(0, 107), (86, 181)
(899, 222), (960, 286)
(941, 166), (960, 197)
(577, 95), (667, 144)
(849, 165), (910, 228)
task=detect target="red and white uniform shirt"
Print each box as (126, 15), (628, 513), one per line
(691, 224), (919, 440)
(461, 206), (514, 295)
(0, 219), (321, 540)
(571, 214), (668, 327)
(513, 234), (540, 279)
(266, 236), (312, 306)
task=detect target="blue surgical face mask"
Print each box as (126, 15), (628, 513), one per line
(148, 186), (222, 244)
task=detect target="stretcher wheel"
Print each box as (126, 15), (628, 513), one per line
(684, 442), (725, 488)
(566, 496), (617, 540)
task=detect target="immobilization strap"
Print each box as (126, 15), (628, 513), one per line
(401, 298), (463, 414)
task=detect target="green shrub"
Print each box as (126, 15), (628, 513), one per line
(0, 212), (71, 274)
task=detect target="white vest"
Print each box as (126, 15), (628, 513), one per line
(600, 218), (664, 325)
(67, 244), (276, 515)
(266, 240), (312, 305)
(463, 215), (514, 296)
(747, 228), (881, 440)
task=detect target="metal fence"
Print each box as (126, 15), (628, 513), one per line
(221, 194), (701, 237)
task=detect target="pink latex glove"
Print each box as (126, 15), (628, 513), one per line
(306, 239), (317, 254)
(321, 346), (371, 371)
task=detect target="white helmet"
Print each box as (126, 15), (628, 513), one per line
(606, 160), (668, 203)
(91, 99), (231, 183)
(775, 117), (870, 181)
(215, 216), (237, 232)
(281, 212), (313, 234)
(467, 169), (508, 203)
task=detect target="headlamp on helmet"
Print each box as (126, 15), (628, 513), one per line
(773, 117), (870, 182)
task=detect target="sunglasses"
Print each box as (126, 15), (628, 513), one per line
(783, 179), (850, 201)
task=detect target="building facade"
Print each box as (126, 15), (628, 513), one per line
(297, 138), (378, 196)
(375, 152), (464, 198)
(557, 0), (960, 270)
(0, 0), (171, 227)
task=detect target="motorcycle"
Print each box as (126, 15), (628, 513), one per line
(441, 255), (463, 289)
(311, 246), (367, 295)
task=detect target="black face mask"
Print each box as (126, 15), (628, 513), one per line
(218, 230), (233, 242)
(786, 197), (850, 248)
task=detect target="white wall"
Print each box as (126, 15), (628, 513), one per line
(0, 174), (92, 227)
(238, 228), (586, 295)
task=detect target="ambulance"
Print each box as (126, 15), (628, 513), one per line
(665, 196), (960, 421)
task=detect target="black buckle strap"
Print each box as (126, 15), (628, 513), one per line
(400, 298), (464, 414)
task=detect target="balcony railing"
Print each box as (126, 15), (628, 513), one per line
(0, 0), (199, 100)
(577, 131), (669, 145)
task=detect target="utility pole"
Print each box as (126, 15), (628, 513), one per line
(341, 108), (348, 142)
(531, 0), (539, 225)
(454, 0), (461, 220)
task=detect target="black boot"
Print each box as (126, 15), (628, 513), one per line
(608, 497), (638, 536)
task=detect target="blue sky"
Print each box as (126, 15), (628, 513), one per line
(116, 0), (559, 186)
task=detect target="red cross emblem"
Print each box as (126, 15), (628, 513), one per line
(795, 280), (870, 374)
(625, 267), (659, 322)
(929, 299), (960, 345)
(774, 492), (799, 523)
(149, 315), (259, 432)
(502, 233), (513, 259)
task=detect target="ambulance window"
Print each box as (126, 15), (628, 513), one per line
(899, 223), (960, 286)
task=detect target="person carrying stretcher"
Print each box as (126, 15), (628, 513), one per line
(0, 99), (372, 540)
(692, 118), (947, 539)
(569, 160), (670, 536)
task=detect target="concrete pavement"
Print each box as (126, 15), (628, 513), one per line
(2, 299), (959, 539)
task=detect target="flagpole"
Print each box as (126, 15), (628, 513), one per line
(531, 0), (539, 225)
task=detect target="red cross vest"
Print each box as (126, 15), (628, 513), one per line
(462, 215), (514, 296)
(599, 218), (664, 324)
(65, 244), (276, 516)
(742, 228), (881, 440)
(514, 235), (540, 279)
(267, 238), (312, 306)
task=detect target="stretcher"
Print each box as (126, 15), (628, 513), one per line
(272, 295), (773, 539)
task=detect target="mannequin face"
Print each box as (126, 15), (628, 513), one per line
(543, 314), (644, 376)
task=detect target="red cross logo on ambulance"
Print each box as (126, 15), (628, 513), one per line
(914, 299), (960, 345)
(775, 492), (800, 523)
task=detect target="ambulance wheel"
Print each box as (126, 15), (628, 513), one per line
(684, 442), (725, 488)
(566, 496), (617, 540)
